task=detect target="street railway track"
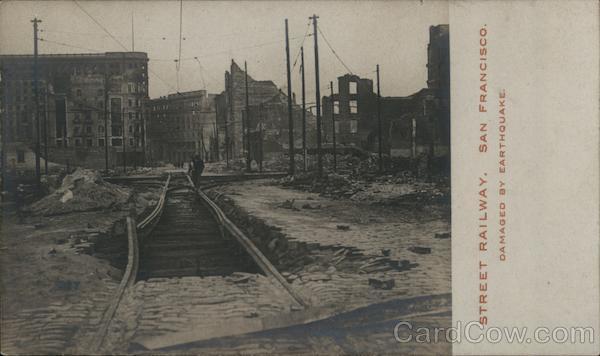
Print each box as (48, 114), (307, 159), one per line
(94, 172), (305, 352)
(137, 175), (260, 279)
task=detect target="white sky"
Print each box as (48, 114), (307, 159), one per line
(0, 0), (448, 101)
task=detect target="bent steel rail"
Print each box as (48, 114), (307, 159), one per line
(93, 174), (171, 352)
(187, 175), (307, 309)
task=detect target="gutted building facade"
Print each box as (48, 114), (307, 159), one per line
(321, 24), (450, 170)
(214, 60), (315, 162)
(0, 52), (149, 170)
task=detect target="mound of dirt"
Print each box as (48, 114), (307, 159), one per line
(27, 169), (132, 216)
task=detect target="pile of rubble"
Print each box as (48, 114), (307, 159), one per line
(26, 169), (132, 216)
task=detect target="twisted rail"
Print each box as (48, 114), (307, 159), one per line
(92, 174), (171, 352)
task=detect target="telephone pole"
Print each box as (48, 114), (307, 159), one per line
(244, 61), (251, 172)
(377, 64), (382, 173)
(285, 19), (295, 176)
(43, 86), (48, 175)
(310, 14), (323, 178)
(32, 17), (42, 193)
(330, 81), (336, 172)
(122, 107), (126, 174)
(104, 72), (109, 174)
(300, 46), (307, 171)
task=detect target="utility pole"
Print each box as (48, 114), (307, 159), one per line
(310, 14), (323, 178)
(32, 17), (42, 193)
(258, 104), (263, 172)
(43, 85), (48, 175)
(330, 81), (336, 172)
(300, 46), (307, 171)
(285, 19), (295, 176)
(377, 64), (383, 173)
(226, 72), (232, 168)
(122, 107), (126, 174)
(1, 68), (8, 191)
(244, 61), (251, 172)
(104, 71), (109, 174)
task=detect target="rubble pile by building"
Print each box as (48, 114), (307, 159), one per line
(26, 169), (132, 216)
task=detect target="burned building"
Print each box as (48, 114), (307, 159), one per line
(147, 90), (217, 165)
(214, 60), (315, 162)
(0, 52), (149, 170)
(321, 24), (450, 167)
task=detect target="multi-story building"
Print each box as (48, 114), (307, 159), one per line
(0, 52), (149, 170)
(321, 24), (450, 166)
(214, 60), (314, 162)
(147, 90), (217, 165)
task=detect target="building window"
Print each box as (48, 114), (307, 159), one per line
(86, 138), (93, 147)
(129, 125), (133, 133)
(349, 82), (357, 94)
(349, 100), (358, 114)
(98, 125), (104, 133)
(97, 89), (103, 96)
(75, 138), (82, 146)
(334, 121), (340, 134)
(128, 112), (133, 120)
(350, 119), (358, 134)
(333, 101), (339, 114)
(128, 99), (133, 107)
(128, 83), (133, 93)
(111, 138), (122, 146)
(76, 89), (82, 97)
(129, 138), (134, 146)
(74, 126), (81, 135)
(17, 150), (25, 163)
(56, 139), (63, 147)
(86, 126), (92, 134)
(98, 138), (105, 147)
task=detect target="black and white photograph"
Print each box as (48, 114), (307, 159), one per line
(0, 1), (450, 354)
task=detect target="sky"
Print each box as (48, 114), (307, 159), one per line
(0, 0), (448, 101)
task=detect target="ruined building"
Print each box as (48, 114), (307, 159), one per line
(214, 60), (315, 162)
(147, 90), (217, 165)
(321, 24), (450, 169)
(0, 52), (149, 169)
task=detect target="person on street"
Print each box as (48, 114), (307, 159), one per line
(188, 154), (205, 186)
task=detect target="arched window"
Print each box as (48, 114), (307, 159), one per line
(98, 125), (105, 133)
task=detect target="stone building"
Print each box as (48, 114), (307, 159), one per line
(321, 24), (450, 167)
(214, 60), (315, 162)
(0, 52), (149, 170)
(147, 90), (217, 165)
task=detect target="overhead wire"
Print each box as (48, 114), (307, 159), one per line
(317, 25), (354, 75)
(73, 0), (129, 51)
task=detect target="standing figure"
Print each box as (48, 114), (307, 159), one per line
(189, 154), (205, 186)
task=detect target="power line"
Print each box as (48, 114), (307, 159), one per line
(317, 25), (353, 74)
(73, 0), (129, 51)
(292, 21), (312, 71)
(39, 38), (102, 53)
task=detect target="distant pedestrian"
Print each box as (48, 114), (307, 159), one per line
(189, 154), (205, 186)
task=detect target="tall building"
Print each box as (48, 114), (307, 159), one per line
(0, 52), (149, 169)
(147, 90), (217, 165)
(214, 60), (314, 161)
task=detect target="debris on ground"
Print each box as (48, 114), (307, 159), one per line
(368, 277), (395, 290)
(26, 169), (132, 216)
(408, 246), (432, 254)
(278, 199), (299, 211)
(435, 232), (451, 239)
(336, 224), (350, 231)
